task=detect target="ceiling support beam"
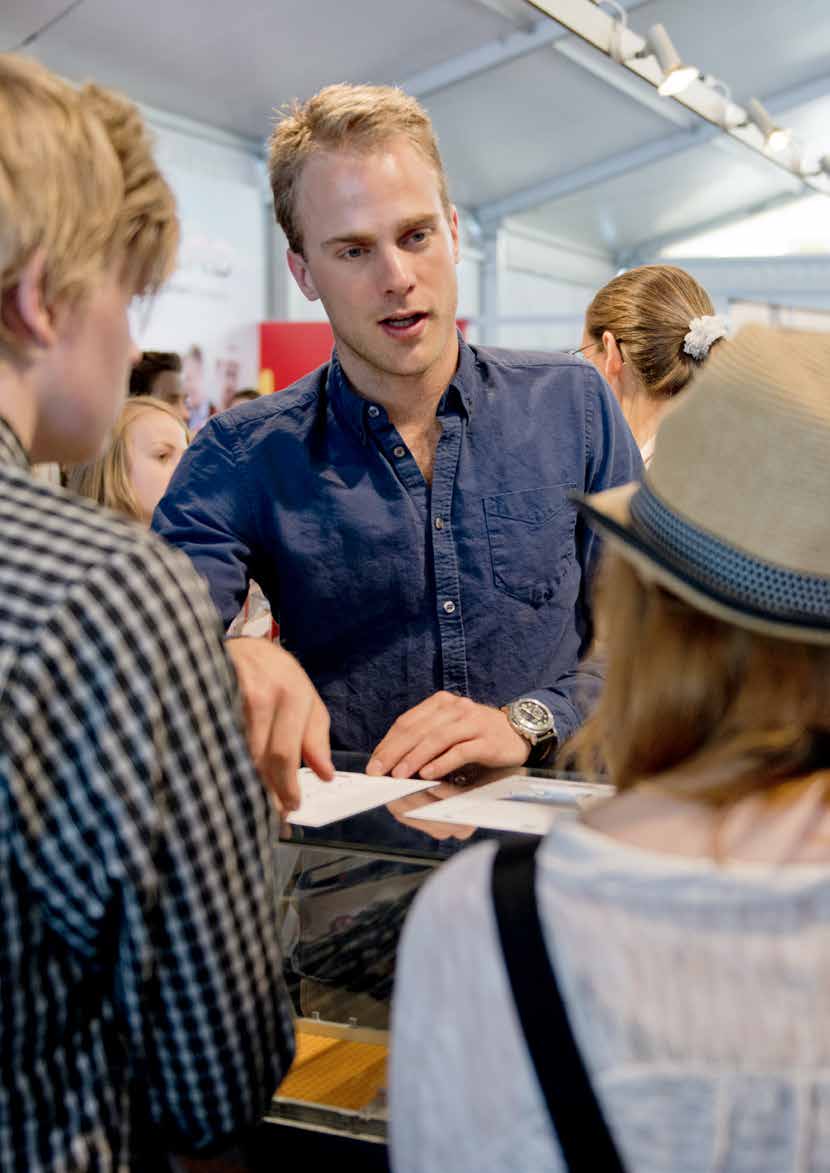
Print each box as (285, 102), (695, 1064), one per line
(477, 123), (714, 226)
(401, 0), (648, 99)
(475, 71), (830, 227)
(616, 190), (816, 267)
(402, 18), (570, 97)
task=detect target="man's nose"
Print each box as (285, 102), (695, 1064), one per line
(378, 247), (415, 297)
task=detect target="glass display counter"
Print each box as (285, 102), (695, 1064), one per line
(261, 752), (590, 1161)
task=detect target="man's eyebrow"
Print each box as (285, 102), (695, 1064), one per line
(397, 213), (440, 234)
(321, 230), (374, 249)
(321, 214), (440, 250)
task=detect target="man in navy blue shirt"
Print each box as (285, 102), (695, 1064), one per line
(154, 83), (640, 793)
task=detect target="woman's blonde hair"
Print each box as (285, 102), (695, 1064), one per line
(268, 83), (452, 256)
(0, 55), (178, 362)
(66, 397), (188, 521)
(568, 552), (830, 805)
(585, 265), (720, 400)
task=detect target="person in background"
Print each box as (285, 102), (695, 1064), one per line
(226, 386), (263, 410)
(129, 348), (190, 424)
(217, 353), (242, 410)
(182, 343), (211, 431)
(68, 397), (278, 640)
(577, 263), (727, 466)
(67, 396), (188, 523)
(0, 53), (330, 1171)
(154, 83), (641, 778)
(391, 326), (830, 1173)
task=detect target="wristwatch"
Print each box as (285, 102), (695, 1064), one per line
(501, 697), (558, 764)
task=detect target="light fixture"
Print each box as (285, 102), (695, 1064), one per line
(745, 98), (792, 153)
(703, 75), (741, 130)
(802, 154), (830, 179)
(637, 24), (699, 97)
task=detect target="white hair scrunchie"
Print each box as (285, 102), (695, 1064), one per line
(683, 314), (728, 360)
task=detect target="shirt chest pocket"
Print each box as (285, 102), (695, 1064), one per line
(483, 484), (577, 608)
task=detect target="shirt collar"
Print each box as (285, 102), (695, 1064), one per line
(0, 417), (31, 473)
(328, 332), (477, 443)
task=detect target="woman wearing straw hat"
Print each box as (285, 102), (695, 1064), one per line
(390, 325), (830, 1173)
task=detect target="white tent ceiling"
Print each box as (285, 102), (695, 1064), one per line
(3, 0), (829, 263)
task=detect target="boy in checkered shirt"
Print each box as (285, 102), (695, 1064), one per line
(0, 54), (330, 1170)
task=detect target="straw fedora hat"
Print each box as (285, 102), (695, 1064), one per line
(575, 324), (830, 644)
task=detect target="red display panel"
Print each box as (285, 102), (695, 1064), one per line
(259, 319), (469, 394)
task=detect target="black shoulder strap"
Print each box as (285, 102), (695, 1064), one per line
(491, 837), (627, 1173)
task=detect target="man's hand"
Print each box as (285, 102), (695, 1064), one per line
(365, 691), (529, 780)
(225, 638), (333, 812)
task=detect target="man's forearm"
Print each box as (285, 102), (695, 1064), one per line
(511, 657), (604, 749)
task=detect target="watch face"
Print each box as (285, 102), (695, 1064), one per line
(514, 699), (552, 733)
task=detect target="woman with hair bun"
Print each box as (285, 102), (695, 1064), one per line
(578, 264), (727, 465)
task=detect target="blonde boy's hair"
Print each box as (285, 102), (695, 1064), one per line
(268, 83), (452, 256)
(0, 54), (178, 362)
(66, 397), (189, 522)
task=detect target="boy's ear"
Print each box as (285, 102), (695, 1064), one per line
(1, 250), (58, 350)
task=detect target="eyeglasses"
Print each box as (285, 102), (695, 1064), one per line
(567, 338), (627, 358)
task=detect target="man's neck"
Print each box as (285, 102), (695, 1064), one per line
(336, 333), (460, 435)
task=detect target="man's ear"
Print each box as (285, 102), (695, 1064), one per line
(1, 249), (57, 350)
(286, 248), (320, 302)
(449, 205), (460, 264)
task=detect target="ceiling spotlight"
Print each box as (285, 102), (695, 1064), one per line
(636, 24), (699, 97)
(746, 98), (792, 152)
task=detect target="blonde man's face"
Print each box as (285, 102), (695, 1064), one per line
(287, 137), (459, 387)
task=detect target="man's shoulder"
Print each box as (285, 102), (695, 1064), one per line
(0, 469), (209, 641)
(469, 343), (605, 396)
(472, 343), (583, 374)
(205, 365), (330, 448)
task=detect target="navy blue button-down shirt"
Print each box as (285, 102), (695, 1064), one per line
(154, 339), (641, 753)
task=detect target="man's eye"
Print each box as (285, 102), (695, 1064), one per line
(407, 230), (430, 246)
(342, 246), (365, 259)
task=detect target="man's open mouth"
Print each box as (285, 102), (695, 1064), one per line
(380, 312), (428, 331)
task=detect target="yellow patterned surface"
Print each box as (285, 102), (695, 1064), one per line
(277, 1030), (388, 1110)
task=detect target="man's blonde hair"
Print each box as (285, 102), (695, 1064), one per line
(268, 83), (451, 255)
(66, 396), (189, 522)
(0, 55), (178, 362)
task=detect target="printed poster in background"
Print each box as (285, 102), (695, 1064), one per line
(129, 164), (264, 426)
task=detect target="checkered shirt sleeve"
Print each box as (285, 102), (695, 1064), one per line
(2, 493), (294, 1162)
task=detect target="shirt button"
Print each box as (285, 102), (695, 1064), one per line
(443, 599), (456, 614)
(393, 445), (406, 458)
(368, 405), (380, 418)
(434, 517), (444, 530)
